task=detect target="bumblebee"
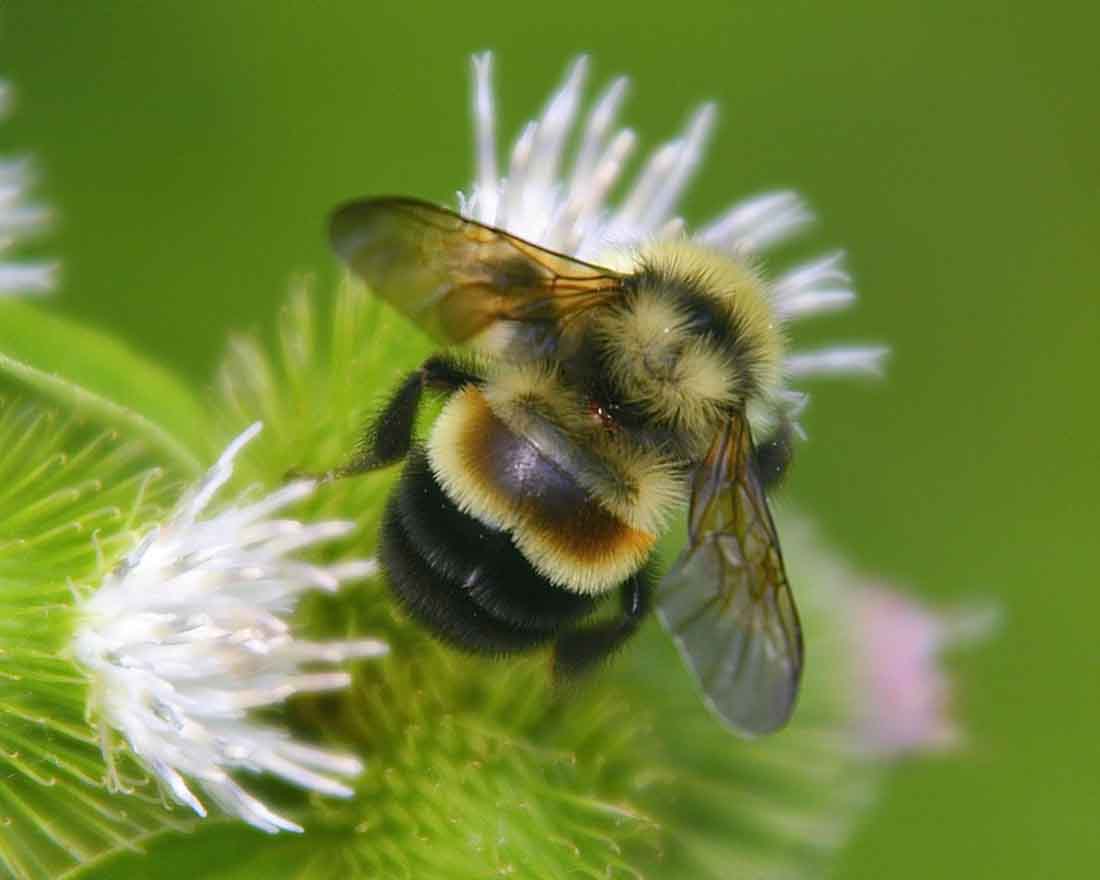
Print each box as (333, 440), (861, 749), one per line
(325, 196), (802, 735)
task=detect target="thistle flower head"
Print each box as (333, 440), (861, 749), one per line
(0, 81), (55, 296)
(460, 54), (886, 427)
(72, 423), (387, 833)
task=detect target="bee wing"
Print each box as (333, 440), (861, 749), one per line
(330, 197), (627, 359)
(656, 414), (803, 735)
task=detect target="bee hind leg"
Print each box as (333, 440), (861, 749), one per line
(293, 354), (482, 482)
(552, 567), (654, 679)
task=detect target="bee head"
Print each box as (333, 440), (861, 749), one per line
(592, 287), (740, 437)
(592, 242), (785, 440)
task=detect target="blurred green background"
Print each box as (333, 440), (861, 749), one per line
(2, 2), (1096, 877)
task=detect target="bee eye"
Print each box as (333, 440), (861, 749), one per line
(588, 399), (618, 431)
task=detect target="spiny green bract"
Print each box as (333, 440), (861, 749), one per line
(0, 398), (194, 879)
(0, 280), (882, 879)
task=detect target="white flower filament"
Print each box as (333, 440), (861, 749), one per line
(73, 423), (385, 833)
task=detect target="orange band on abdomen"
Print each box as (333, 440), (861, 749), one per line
(428, 387), (654, 595)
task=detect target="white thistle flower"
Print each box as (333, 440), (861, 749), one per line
(72, 423), (386, 834)
(460, 54), (886, 423)
(0, 82), (55, 296)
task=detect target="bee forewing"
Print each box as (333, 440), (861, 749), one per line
(656, 416), (803, 736)
(330, 197), (625, 357)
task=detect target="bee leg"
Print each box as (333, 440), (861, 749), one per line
(324, 354), (482, 480)
(752, 417), (796, 490)
(552, 568), (654, 679)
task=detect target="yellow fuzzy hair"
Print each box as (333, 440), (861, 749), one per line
(512, 521), (655, 596)
(596, 241), (786, 437)
(640, 241), (785, 379)
(428, 386), (515, 533)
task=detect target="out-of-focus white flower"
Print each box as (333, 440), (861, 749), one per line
(852, 585), (996, 758)
(72, 423), (386, 834)
(0, 82), (55, 296)
(459, 54), (886, 426)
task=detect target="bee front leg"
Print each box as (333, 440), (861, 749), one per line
(301, 354), (482, 481)
(552, 568), (654, 679)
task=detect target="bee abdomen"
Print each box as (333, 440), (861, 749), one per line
(379, 449), (596, 654)
(428, 386), (656, 594)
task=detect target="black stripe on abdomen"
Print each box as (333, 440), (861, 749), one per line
(379, 448), (596, 654)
